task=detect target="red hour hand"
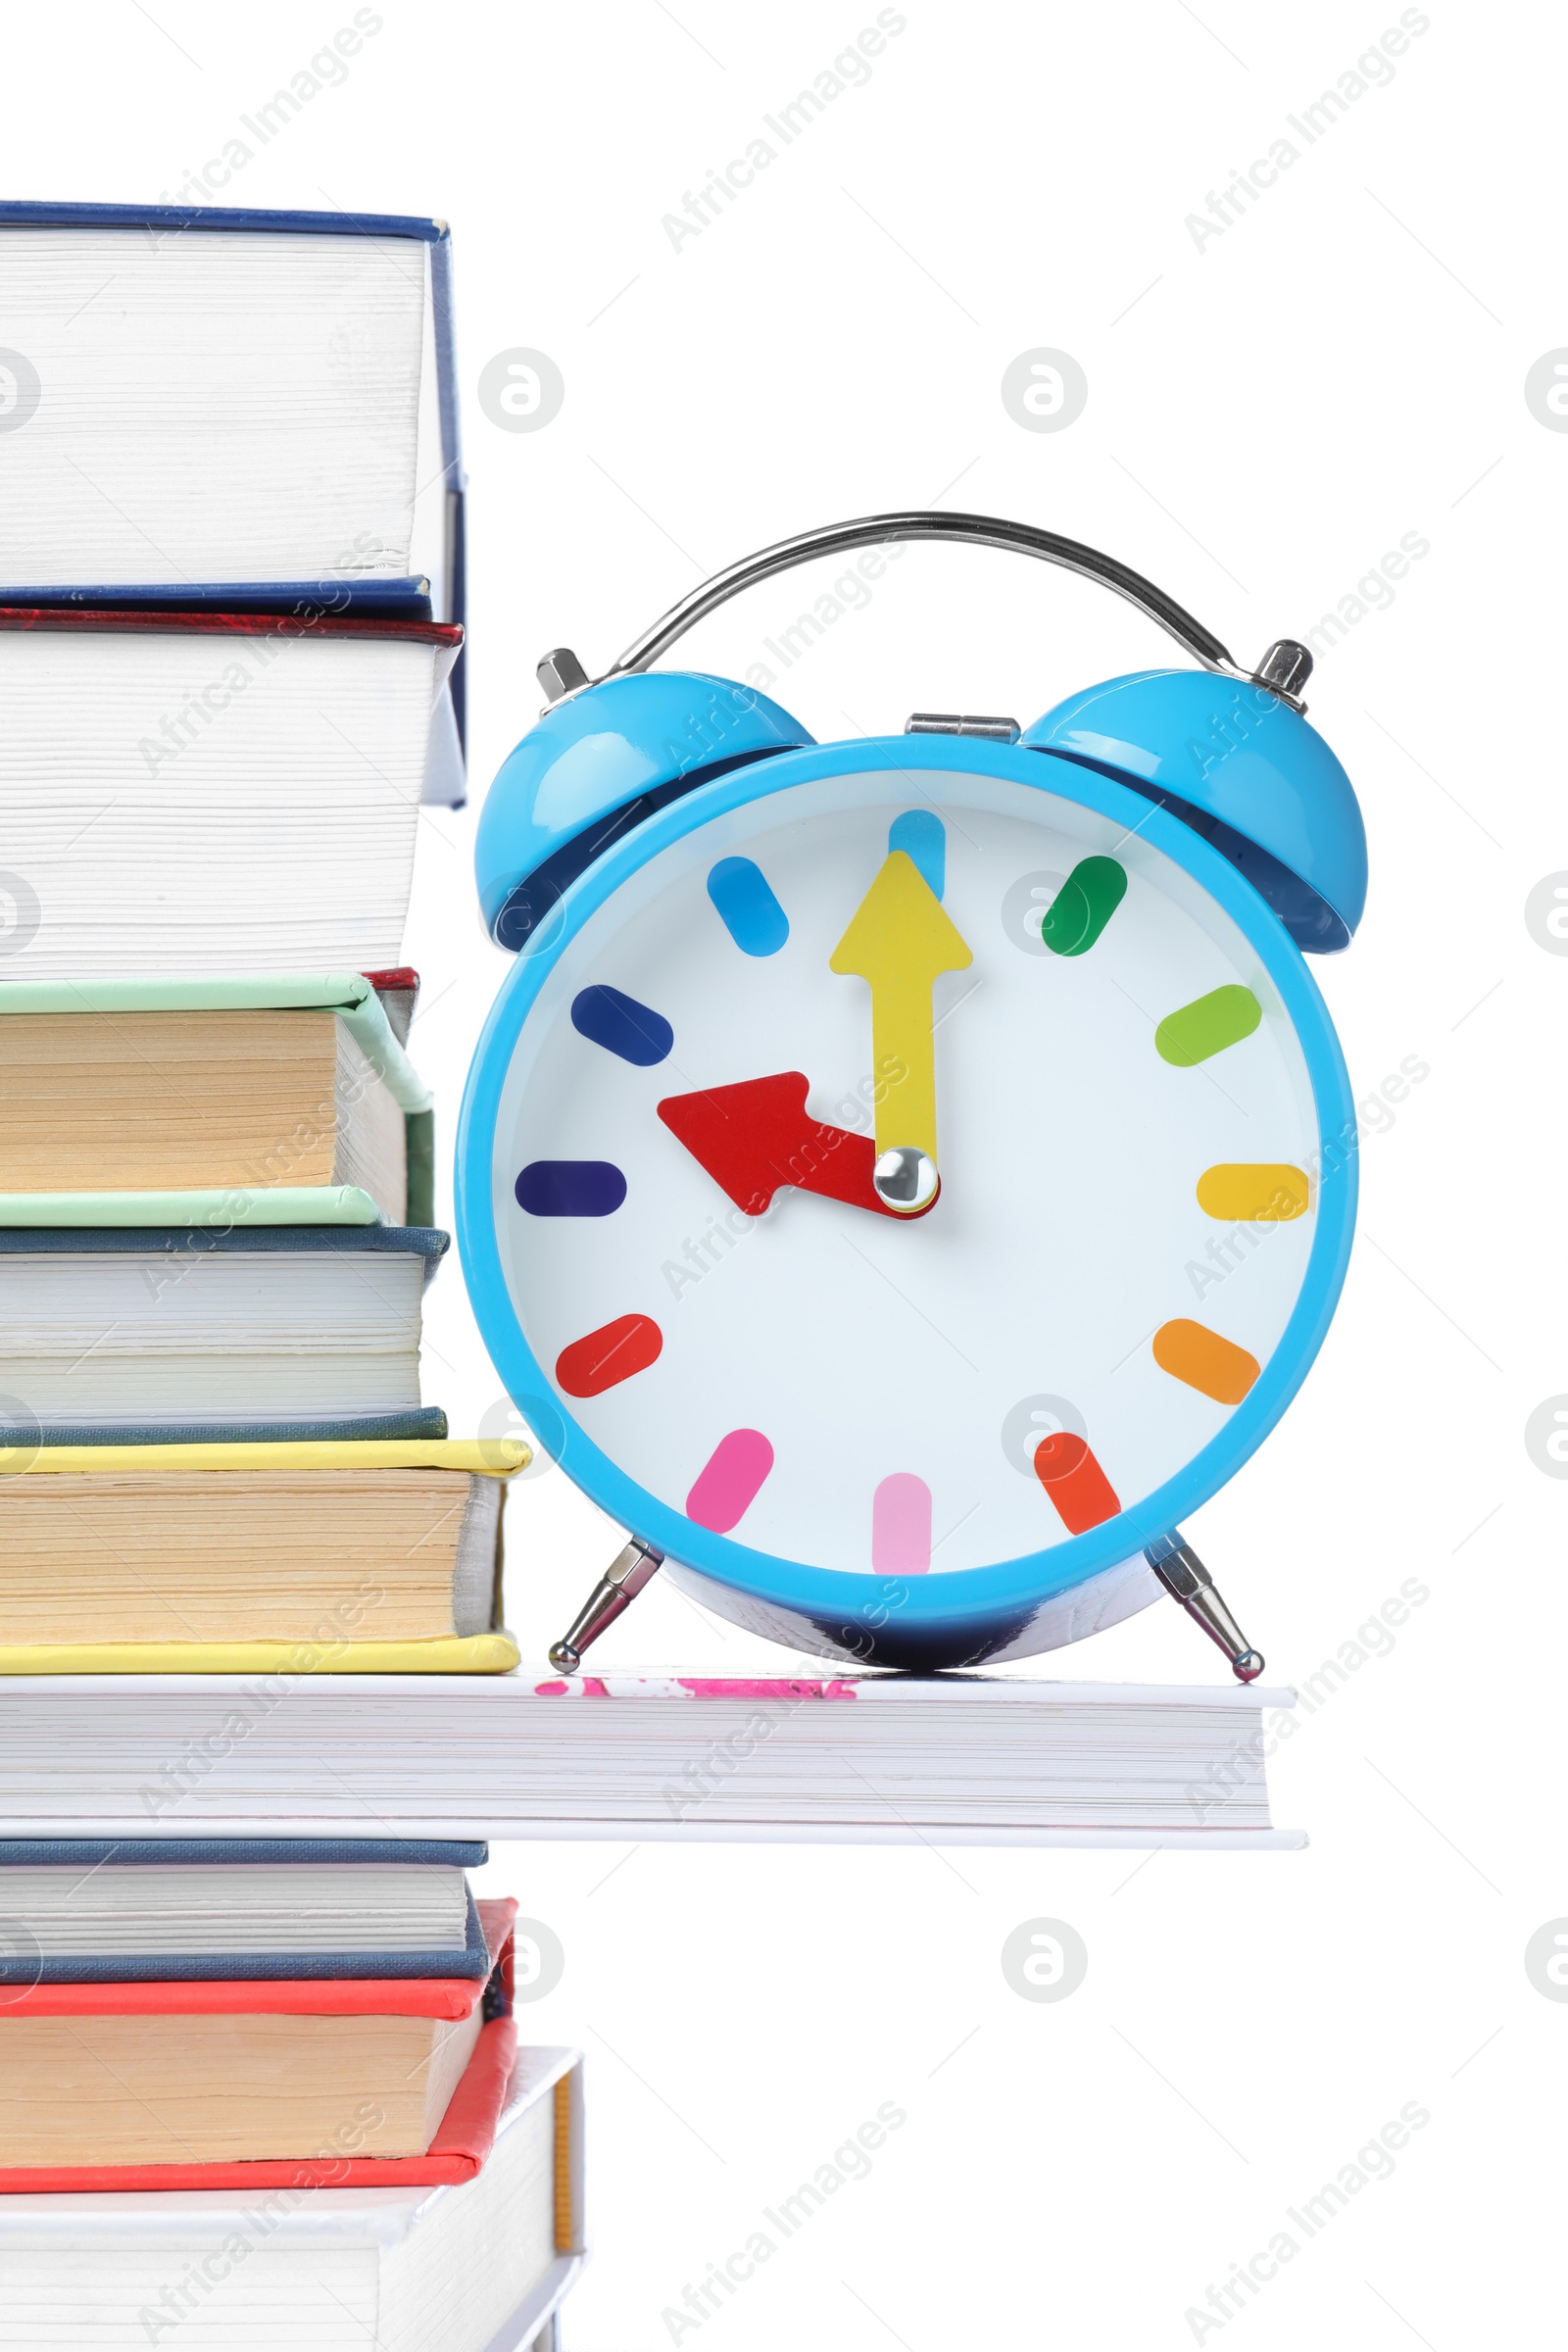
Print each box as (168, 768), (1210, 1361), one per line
(657, 1072), (933, 1221)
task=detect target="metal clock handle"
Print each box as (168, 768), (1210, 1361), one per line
(537, 509), (1313, 709)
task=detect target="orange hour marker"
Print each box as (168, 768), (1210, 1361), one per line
(1197, 1164), (1310, 1221)
(1152, 1319), (1260, 1405)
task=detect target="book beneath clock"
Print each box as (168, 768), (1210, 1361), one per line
(0, 1674), (1302, 1847)
(0, 2047), (583, 2352)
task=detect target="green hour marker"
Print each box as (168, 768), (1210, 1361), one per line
(1155, 984), (1262, 1065)
(1040, 857), (1127, 956)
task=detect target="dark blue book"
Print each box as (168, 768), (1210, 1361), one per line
(0, 198), (466, 783)
(0, 1227), (448, 1435)
(0, 1837), (491, 1984)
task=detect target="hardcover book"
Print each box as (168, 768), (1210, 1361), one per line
(0, 974), (432, 1227)
(0, 197), (467, 775)
(0, 2047), (582, 2352)
(0, 1440), (528, 1673)
(0, 1901), (518, 2185)
(0, 1838), (490, 1983)
(0, 1675), (1302, 1847)
(0, 1226), (447, 1430)
(0, 608), (460, 978)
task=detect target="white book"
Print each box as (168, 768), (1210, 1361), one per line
(0, 1856), (473, 1962)
(0, 1674), (1302, 1848)
(0, 214), (455, 608)
(0, 613), (460, 978)
(0, 2048), (583, 2352)
(0, 1229), (443, 1428)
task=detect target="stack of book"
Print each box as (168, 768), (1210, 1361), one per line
(0, 1840), (582, 2350)
(0, 201), (582, 2349)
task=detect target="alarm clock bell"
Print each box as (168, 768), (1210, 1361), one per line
(466, 513), (1367, 1681)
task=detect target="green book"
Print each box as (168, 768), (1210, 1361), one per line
(0, 973), (433, 1227)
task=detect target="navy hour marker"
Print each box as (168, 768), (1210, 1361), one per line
(515, 1161), (627, 1216)
(570, 985), (673, 1065)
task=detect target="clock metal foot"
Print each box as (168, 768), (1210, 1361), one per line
(548, 1539), (663, 1673)
(1144, 1536), (1264, 1683)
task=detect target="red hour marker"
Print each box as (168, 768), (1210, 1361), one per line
(1033, 1431), (1120, 1534)
(556, 1313), (663, 1398)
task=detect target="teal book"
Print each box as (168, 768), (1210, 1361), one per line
(0, 973), (433, 1226)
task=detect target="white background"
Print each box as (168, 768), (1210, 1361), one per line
(7, 4), (1563, 2344)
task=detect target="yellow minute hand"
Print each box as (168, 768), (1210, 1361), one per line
(829, 850), (973, 1212)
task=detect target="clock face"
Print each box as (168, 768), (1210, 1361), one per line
(474, 753), (1345, 1595)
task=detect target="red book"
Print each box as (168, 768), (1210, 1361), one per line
(0, 606), (462, 649)
(0, 1898), (518, 2192)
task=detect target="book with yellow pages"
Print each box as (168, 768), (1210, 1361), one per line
(0, 1439), (531, 1673)
(0, 974), (431, 1227)
(0, 1898), (520, 2183)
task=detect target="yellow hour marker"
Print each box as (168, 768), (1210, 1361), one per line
(1197, 1164), (1311, 1221)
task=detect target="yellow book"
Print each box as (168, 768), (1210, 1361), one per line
(0, 1440), (530, 1673)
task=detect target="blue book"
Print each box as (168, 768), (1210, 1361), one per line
(0, 198), (466, 783)
(0, 1411), (450, 1444)
(0, 1226), (448, 1434)
(0, 1837), (492, 1984)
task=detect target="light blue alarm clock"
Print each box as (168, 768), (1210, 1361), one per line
(457, 514), (1366, 1674)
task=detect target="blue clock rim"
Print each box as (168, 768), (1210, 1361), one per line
(456, 735), (1359, 1630)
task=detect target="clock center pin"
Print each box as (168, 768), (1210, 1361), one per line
(872, 1146), (939, 1214)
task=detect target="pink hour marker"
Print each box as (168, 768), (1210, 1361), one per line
(686, 1429), (774, 1533)
(872, 1473), (932, 1575)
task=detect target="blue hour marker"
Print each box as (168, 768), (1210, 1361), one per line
(889, 809), (946, 900)
(707, 857), (790, 956)
(570, 985), (673, 1065)
(515, 1161), (627, 1216)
